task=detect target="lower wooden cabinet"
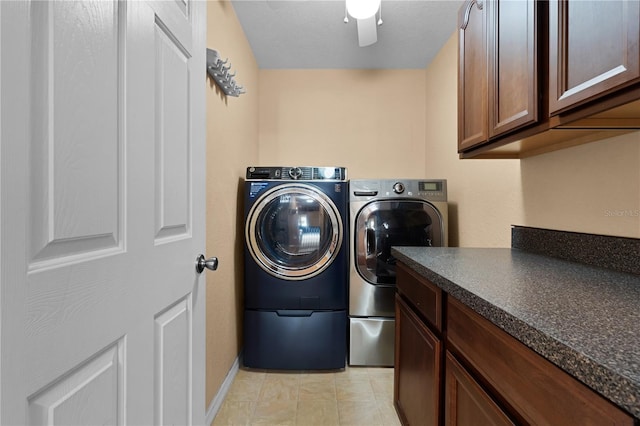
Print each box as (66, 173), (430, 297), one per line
(394, 261), (635, 426)
(445, 351), (514, 426)
(447, 297), (634, 425)
(394, 294), (442, 426)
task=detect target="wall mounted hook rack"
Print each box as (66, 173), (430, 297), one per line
(206, 48), (245, 97)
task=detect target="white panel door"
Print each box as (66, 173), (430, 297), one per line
(0, 0), (207, 425)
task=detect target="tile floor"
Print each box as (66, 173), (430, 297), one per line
(212, 365), (401, 426)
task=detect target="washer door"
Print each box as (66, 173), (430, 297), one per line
(355, 199), (443, 285)
(246, 183), (343, 280)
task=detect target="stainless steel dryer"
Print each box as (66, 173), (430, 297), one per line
(349, 179), (448, 366)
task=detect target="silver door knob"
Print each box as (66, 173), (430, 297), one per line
(196, 254), (219, 274)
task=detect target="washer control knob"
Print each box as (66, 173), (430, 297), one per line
(289, 167), (303, 179)
(393, 182), (405, 194)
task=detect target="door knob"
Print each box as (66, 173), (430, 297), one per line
(196, 254), (219, 274)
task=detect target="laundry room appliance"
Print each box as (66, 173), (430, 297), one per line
(349, 179), (448, 366)
(243, 166), (349, 370)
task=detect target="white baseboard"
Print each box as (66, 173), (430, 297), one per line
(205, 353), (241, 426)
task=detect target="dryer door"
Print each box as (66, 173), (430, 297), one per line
(246, 183), (343, 280)
(354, 199), (443, 285)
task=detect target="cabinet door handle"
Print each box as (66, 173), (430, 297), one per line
(461, 0), (484, 30)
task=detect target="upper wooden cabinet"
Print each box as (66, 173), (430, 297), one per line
(487, 0), (539, 137)
(549, 0), (640, 114)
(458, 0), (540, 152)
(458, 0), (488, 150)
(458, 0), (640, 159)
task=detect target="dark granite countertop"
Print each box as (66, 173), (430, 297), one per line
(392, 246), (640, 419)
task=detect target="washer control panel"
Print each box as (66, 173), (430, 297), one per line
(288, 167), (303, 179)
(246, 166), (347, 181)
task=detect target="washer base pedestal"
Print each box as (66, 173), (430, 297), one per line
(243, 309), (346, 370)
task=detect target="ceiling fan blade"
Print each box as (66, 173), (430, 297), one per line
(356, 16), (377, 47)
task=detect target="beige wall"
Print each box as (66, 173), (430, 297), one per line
(205, 0), (258, 408)
(257, 64), (524, 248)
(521, 132), (640, 237)
(424, 34), (523, 247)
(258, 70), (428, 179)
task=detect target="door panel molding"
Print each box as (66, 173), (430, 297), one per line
(27, 339), (125, 426)
(154, 296), (192, 426)
(28, 0), (124, 269)
(154, 17), (191, 244)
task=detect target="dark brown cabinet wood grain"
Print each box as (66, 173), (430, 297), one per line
(394, 294), (442, 426)
(549, 0), (640, 114)
(458, 0), (540, 152)
(394, 263), (444, 426)
(457, 0), (640, 159)
(458, 0), (488, 150)
(447, 297), (634, 425)
(395, 262), (442, 331)
(487, 0), (539, 137)
(444, 351), (514, 426)
(394, 261), (635, 426)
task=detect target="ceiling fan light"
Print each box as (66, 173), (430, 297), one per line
(346, 0), (381, 20)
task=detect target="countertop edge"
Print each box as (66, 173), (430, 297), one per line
(393, 250), (640, 419)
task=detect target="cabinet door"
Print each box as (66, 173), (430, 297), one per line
(458, 0), (488, 151)
(394, 295), (442, 426)
(445, 352), (515, 426)
(549, 0), (640, 114)
(488, 0), (539, 137)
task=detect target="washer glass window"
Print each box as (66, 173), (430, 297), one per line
(247, 184), (342, 280)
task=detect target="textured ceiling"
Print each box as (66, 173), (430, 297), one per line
(230, 0), (464, 69)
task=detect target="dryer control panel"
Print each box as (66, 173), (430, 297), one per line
(246, 166), (347, 181)
(350, 179), (447, 202)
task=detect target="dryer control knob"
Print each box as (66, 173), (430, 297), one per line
(393, 182), (405, 194)
(289, 167), (303, 179)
